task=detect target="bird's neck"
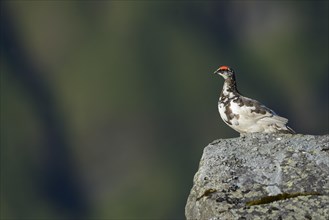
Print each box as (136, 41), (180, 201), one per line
(221, 76), (239, 97)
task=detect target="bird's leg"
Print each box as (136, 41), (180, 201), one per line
(240, 133), (247, 138)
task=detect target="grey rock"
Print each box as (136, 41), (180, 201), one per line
(185, 133), (329, 220)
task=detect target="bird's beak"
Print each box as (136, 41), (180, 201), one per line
(213, 69), (219, 75)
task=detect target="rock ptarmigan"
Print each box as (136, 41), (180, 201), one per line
(214, 65), (295, 134)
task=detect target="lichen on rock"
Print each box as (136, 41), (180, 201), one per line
(185, 133), (329, 220)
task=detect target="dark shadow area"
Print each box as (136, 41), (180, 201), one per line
(1, 6), (90, 218)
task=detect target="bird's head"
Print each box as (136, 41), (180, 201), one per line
(213, 66), (235, 79)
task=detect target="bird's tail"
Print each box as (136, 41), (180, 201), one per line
(286, 126), (296, 134)
(279, 125), (295, 134)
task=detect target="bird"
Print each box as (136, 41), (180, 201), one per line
(213, 65), (295, 134)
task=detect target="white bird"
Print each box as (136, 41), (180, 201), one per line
(214, 65), (295, 134)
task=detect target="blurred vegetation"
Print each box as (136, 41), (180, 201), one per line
(1, 1), (328, 219)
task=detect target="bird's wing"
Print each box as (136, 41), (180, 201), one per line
(235, 96), (289, 124)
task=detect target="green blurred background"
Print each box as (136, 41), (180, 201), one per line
(1, 1), (328, 219)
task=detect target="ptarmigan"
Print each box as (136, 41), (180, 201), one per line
(214, 65), (295, 134)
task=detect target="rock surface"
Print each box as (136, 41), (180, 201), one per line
(185, 133), (329, 220)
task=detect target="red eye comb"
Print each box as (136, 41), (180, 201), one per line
(219, 66), (230, 71)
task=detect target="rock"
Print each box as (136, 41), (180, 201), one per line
(185, 133), (329, 220)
